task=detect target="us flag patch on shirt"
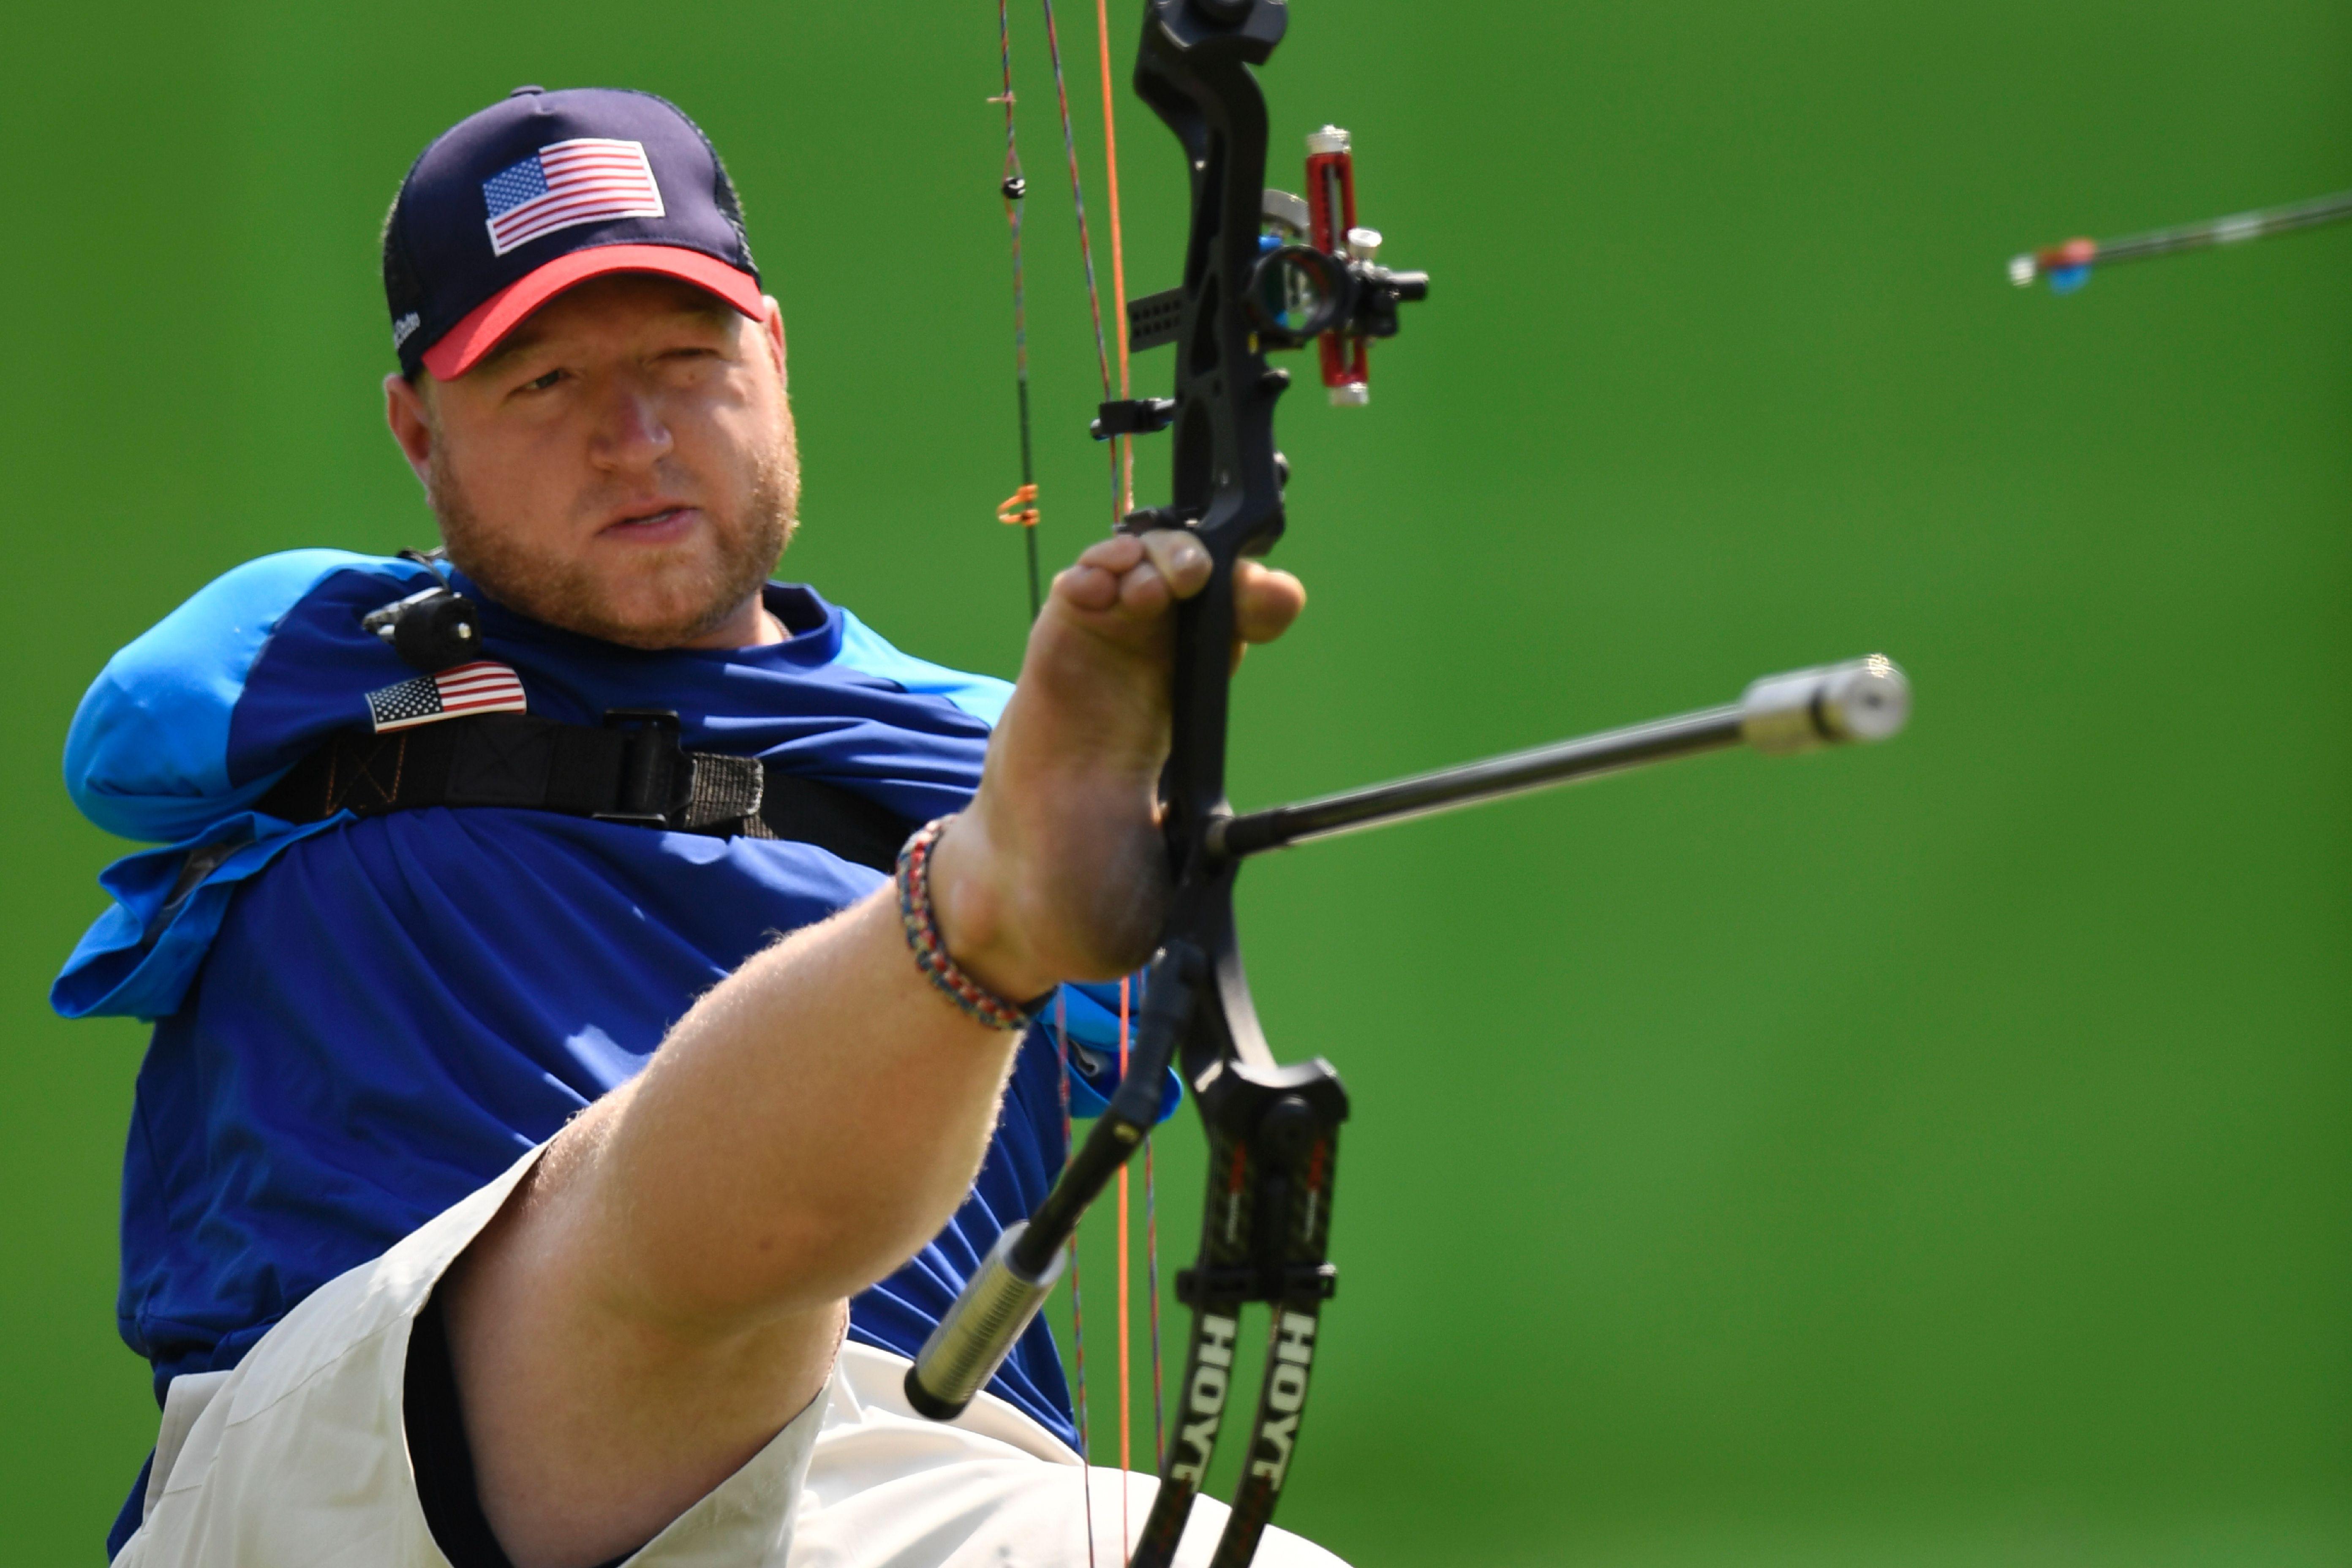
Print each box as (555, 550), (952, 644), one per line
(482, 139), (664, 256)
(366, 662), (528, 732)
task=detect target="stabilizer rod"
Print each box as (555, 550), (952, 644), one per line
(906, 947), (1196, 1422)
(906, 654), (1908, 1422)
(1208, 655), (1909, 859)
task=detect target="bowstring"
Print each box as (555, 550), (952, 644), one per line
(1037, 0), (1150, 1549)
(1087, 0), (1149, 1536)
(1085, 0), (1163, 1484)
(1029, 0), (1156, 1546)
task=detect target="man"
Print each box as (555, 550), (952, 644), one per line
(60, 86), (1338, 1567)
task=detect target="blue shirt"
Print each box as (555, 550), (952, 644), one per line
(57, 551), (1149, 1543)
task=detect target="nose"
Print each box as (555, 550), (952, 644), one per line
(589, 376), (673, 473)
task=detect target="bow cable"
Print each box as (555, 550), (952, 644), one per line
(991, 1), (1044, 621)
(1037, 0), (1127, 529)
(1005, 0), (1160, 1548)
(1116, 976), (1134, 1549)
(994, 18), (1098, 1562)
(1094, 0), (1138, 519)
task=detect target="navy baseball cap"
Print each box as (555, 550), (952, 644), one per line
(384, 86), (765, 381)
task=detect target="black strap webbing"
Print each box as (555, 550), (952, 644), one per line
(257, 713), (916, 874)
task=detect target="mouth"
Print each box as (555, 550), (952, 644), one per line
(599, 504), (700, 544)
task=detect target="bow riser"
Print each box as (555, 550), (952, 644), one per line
(1124, 14), (1356, 1560)
(912, 11), (1381, 1557)
(1130, 2), (1290, 861)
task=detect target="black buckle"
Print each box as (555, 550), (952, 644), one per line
(597, 709), (687, 826)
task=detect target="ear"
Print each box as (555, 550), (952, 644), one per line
(384, 373), (436, 488)
(759, 297), (787, 391)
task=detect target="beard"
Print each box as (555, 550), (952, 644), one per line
(430, 439), (799, 650)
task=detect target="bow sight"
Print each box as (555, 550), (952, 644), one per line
(915, 3), (1911, 1564)
(1256, 127), (1428, 400)
(1094, 123), (1427, 445)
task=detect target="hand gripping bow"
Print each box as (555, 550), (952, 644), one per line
(909, 5), (1911, 1564)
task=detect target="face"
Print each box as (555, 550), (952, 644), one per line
(385, 273), (798, 649)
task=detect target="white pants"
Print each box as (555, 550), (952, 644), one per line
(113, 1146), (1348, 1568)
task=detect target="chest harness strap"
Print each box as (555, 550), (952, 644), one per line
(257, 710), (916, 874)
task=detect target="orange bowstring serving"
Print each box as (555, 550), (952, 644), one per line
(1068, 3), (1145, 1546)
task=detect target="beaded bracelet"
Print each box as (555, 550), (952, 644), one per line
(896, 816), (1050, 1032)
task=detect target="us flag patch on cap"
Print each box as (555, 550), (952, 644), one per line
(482, 138), (664, 256)
(366, 662), (528, 732)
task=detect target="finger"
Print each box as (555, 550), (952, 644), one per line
(1231, 561), (1307, 645)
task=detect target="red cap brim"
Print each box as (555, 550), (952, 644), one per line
(420, 245), (767, 381)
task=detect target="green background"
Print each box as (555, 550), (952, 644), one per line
(4, 1), (2347, 1563)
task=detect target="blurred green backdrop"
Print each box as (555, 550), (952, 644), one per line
(4, 1), (2348, 1563)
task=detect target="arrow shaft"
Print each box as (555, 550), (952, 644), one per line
(2013, 187), (2352, 284)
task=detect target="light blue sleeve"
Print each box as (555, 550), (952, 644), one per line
(834, 609), (1014, 728)
(52, 812), (345, 1021)
(63, 550), (424, 844)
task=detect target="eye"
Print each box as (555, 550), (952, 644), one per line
(519, 367), (566, 393)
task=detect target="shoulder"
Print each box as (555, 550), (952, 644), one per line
(109, 551), (423, 679)
(66, 551), (431, 841)
(832, 609), (1013, 729)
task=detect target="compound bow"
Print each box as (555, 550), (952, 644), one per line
(911, 5), (1913, 1564)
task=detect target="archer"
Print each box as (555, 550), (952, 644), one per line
(69, 86), (1339, 1568)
